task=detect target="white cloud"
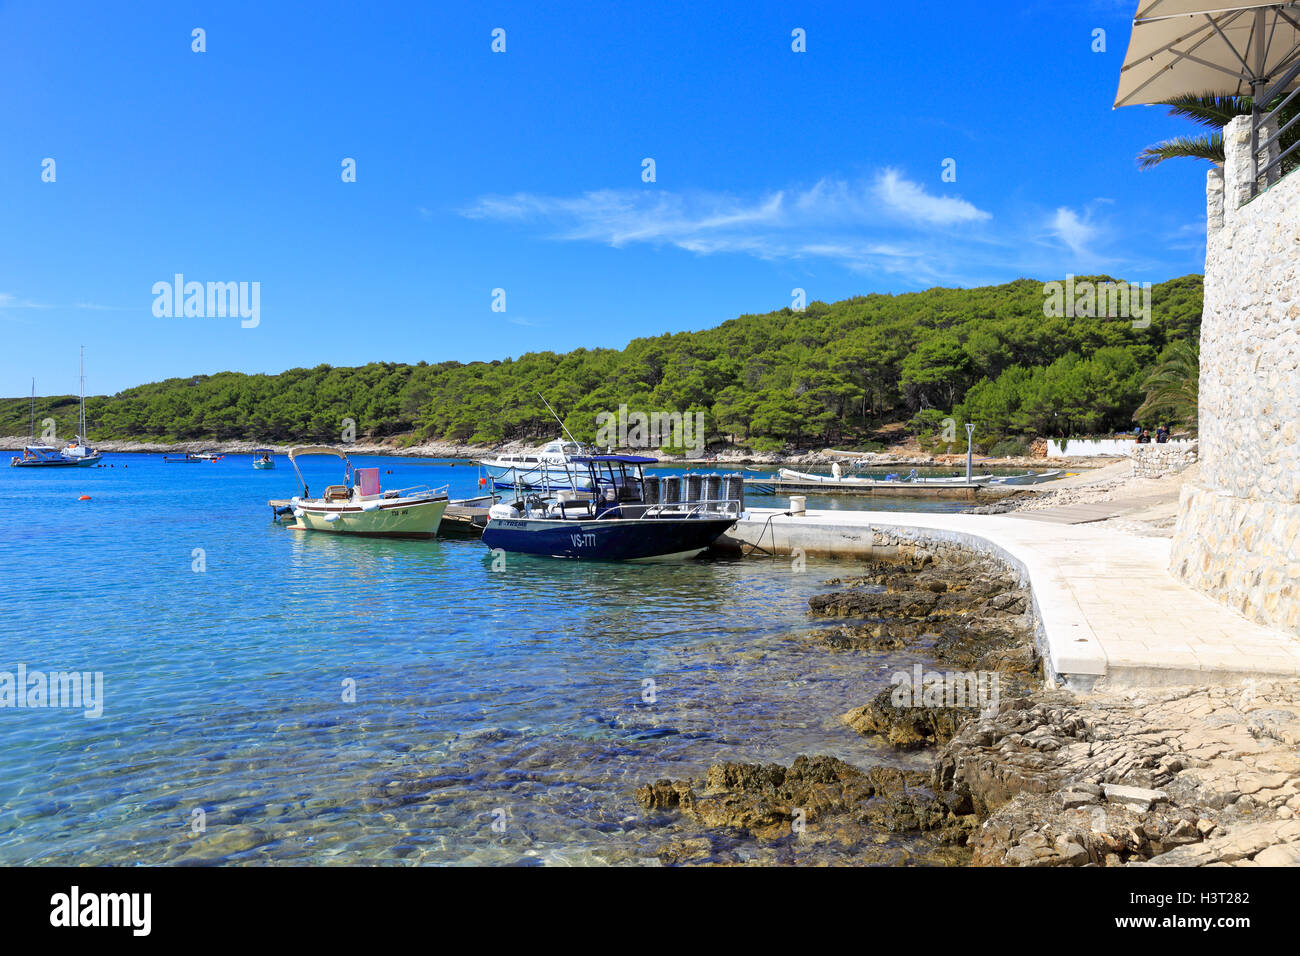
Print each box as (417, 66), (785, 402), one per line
(873, 169), (992, 226)
(1049, 206), (1100, 257)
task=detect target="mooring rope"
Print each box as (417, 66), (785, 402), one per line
(740, 509), (793, 558)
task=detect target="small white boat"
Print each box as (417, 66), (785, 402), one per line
(477, 439), (597, 491)
(778, 467), (994, 485)
(164, 451), (224, 463)
(988, 470), (1063, 485)
(285, 446), (449, 537)
(252, 448), (275, 470)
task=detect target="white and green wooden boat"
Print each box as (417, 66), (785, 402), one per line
(285, 446), (449, 537)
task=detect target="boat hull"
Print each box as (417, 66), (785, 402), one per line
(253, 461), (275, 470)
(481, 515), (737, 561)
(10, 452), (102, 467)
(291, 496), (448, 537)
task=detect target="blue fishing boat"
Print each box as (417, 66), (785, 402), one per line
(481, 455), (741, 561)
(252, 448), (275, 470)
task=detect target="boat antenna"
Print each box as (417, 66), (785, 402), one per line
(537, 392), (581, 448)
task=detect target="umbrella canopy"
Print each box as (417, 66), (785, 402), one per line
(1116, 2), (1300, 106)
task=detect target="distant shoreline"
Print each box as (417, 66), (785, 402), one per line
(0, 436), (1117, 471)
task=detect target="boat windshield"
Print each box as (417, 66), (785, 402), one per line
(571, 456), (653, 514)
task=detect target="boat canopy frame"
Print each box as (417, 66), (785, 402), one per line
(288, 445), (353, 499)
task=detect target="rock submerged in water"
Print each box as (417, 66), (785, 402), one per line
(635, 754), (979, 862)
(841, 686), (975, 751)
(814, 555), (1041, 752)
(810, 557), (1039, 679)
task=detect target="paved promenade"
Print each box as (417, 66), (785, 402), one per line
(723, 507), (1300, 689)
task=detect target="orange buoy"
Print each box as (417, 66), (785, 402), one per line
(479, 477), (486, 487)
(78, 495), (91, 501)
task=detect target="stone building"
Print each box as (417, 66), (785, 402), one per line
(1169, 114), (1300, 633)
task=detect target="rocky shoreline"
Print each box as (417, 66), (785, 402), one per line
(0, 434), (1111, 472)
(636, 548), (1300, 866)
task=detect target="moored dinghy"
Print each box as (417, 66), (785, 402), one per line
(285, 446), (449, 537)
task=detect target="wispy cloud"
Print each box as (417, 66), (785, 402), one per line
(0, 293), (52, 310)
(872, 169), (992, 226)
(463, 171), (996, 283)
(0, 294), (126, 313)
(462, 172), (1173, 287)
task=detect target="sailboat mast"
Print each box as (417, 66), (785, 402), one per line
(29, 378), (35, 440)
(79, 346), (86, 438)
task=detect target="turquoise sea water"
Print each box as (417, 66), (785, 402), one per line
(0, 453), (955, 865)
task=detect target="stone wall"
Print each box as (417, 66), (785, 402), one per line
(1131, 441), (1198, 479)
(1169, 115), (1300, 634)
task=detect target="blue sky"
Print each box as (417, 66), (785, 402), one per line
(1, 0), (1209, 396)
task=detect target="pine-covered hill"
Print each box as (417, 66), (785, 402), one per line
(1, 274), (1202, 451)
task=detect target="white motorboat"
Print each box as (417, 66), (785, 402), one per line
(285, 446), (449, 537)
(476, 439), (597, 491)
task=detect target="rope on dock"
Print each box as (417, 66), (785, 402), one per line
(740, 509), (792, 557)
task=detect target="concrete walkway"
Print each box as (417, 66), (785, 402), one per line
(723, 507), (1300, 689)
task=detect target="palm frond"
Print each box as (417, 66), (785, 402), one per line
(1138, 133), (1224, 169)
(1162, 94), (1250, 130)
(1135, 340), (1199, 426)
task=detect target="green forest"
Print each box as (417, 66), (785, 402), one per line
(2, 274), (1202, 454)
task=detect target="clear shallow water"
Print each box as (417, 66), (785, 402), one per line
(0, 453), (940, 865)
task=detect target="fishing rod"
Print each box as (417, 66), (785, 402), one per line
(537, 391), (586, 502)
(537, 392), (581, 448)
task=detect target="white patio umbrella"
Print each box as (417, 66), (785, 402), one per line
(1116, 2), (1300, 106)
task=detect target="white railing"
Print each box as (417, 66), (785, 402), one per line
(1253, 58), (1300, 197)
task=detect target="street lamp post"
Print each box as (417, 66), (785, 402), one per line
(965, 423), (976, 483)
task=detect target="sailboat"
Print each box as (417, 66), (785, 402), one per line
(9, 360), (102, 468)
(59, 348), (102, 466)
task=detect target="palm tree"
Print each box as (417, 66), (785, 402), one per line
(1135, 339), (1199, 429)
(1138, 94), (1299, 172)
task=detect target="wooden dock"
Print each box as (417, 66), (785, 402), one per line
(439, 504), (491, 536)
(742, 477), (1020, 501)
